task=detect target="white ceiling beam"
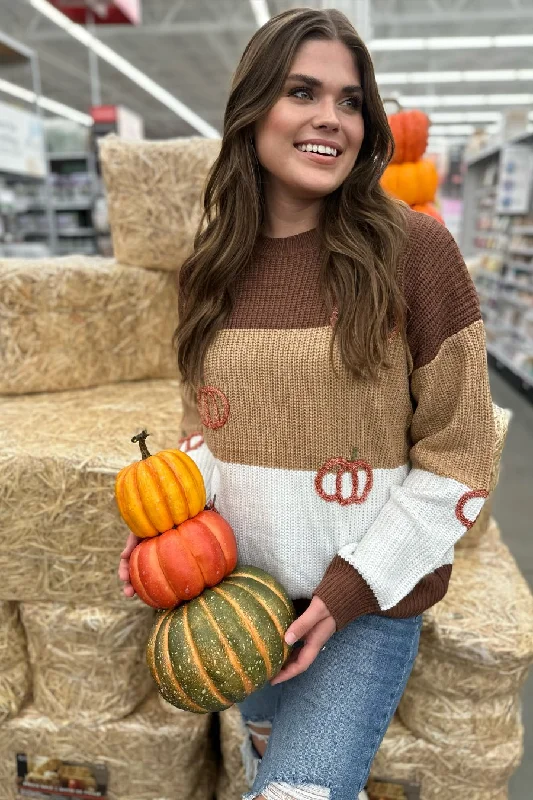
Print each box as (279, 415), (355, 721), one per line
(400, 93), (533, 108)
(372, 8), (533, 24)
(25, 18), (254, 42)
(249, 0), (270, 27)
(0, 76), (93, 125)
(378, 69), (533, 85)
(370, 35), (533, 51)
(161, 0), (186, 26)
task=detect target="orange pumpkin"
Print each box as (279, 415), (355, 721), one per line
(411, 203), (445, 224)
(115, 430), (206, 538)
(389, 109), (430, 164)
(129, 510), (238, 609)
(381, 160), (438, 206)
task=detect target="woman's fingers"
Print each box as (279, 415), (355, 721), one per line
(117, 533), (142, 597)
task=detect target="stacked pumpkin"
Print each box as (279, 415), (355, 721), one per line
(381, 109), (444, 224)
(115, 430), (295, 713)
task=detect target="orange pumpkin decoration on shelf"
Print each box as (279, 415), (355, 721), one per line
(115, 430), (206, 538)
(411, 203), (445, 224)
(388, 109), (430, 164)
(380, 159), (439, 206)
(315, 448), (373, 506)
(129, 509), (238, 609)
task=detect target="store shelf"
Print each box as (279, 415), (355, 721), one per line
(47, 152), (90, 161)
(511, 226), (533, 236)
(487, 343), (533, 400)
(57, 228), (96, 237)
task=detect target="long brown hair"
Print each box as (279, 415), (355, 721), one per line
(175, 6), (407, 387)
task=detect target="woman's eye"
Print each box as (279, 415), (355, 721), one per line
(289, 87), (312, 100)
(344, 96), (363, 110)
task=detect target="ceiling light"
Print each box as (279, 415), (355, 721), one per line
(29, 0), (220, 138)
(377, 70), (533, 85)
(400, 94), (533, 108)
(429, 124), (498, 136)
(429, 112), (502, 123)
(371, 34), (533, 51)
(0, 76), (93, 125)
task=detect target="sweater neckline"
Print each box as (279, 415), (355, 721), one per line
(255, 227), (320, 256)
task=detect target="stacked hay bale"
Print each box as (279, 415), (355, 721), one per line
(214, 407), (533, 800)
(0, 136), (222, 800)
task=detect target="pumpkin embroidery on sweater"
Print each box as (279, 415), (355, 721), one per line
(197, 386), (230, 430)
(455, 489), (489, 529)
(315, 448), (373, 506)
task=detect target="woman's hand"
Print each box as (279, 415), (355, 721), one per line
(270, 596), (336, 685)
(117, 532), (142, 597)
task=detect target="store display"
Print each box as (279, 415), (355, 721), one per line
(380, 160), (439, 207)
(129, 510), (238, 609)
(1, 692), (216, 800)
(0, 602), (30, 724)
(0, 256), (178, 395)
(99, 134), (221, 270)
(0, 380), (182, 605)
(20, 602), (154, 724)
(147, 566), (295, 713)
(381, 108), (444, 223)
(462, 132), (533, 395)
(388, 109), (429, 165)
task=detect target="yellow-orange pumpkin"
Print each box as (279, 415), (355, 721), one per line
(389, 109), (430, 164)
(411, 203), (445, 224)
(130, 510), (238, 609)
(115, 430), (206, 538)
(381, 160), (438, 206)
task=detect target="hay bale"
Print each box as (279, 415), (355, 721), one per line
(372, 716), (511, 798)
(0, 379), (182, 604)
(0, 692), (216, 800)
(0, 661), (31, 726)
(20, 602), (155, 723)
(0, 602), (27, 670)
(398, 683), (521, 750)
(99, 134), (221, 271)
(0, 256), (178, 395)
(457, 404), (511, 549)
(421, 523), (533, 683)
(0, 602), (31, 724)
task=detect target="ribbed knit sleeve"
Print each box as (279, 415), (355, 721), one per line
(176, 266), (217, 501)
(313, 212), (495, 629)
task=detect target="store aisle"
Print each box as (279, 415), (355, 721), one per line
(489, 369), (533, 800)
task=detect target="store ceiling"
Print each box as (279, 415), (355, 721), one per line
(0, 0), (532, 139)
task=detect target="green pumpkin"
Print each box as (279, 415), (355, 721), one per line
(146, 565), (296, 713)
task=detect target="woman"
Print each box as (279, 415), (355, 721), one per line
(119, 7), (495, 800)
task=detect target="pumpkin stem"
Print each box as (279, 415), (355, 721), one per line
(351, 447), (359, 461)
(131, 430), (151, 460)
(205, 494), (218, 512)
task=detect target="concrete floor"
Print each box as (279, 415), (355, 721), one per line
(488, 369), (533, 800)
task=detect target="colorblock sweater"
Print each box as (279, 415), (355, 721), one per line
(178, 209), (495, 631)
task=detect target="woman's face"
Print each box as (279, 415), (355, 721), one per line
(254, 39), (365, 202)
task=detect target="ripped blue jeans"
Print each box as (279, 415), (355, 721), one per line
(237, 612), (423, 800)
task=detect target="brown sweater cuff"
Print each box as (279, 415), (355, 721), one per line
(312, 555), (380, 631)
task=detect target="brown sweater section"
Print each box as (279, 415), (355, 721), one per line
(402, 212), (482, 370)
